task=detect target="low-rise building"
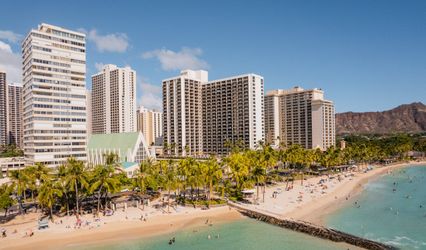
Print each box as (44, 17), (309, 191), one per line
(0, 157), (25, 177)
(121, 162), (139, 178)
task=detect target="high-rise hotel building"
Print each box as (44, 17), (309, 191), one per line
(7, 83), (23, 147)
(137, 106), (163, 146)
(0, 70), (23, 148)
(91, 64), (136, 134)
(22, 23), (87, 167)
(163, 70), (264, 156)
(265, 87), (335, 150)
(202, 74), (264, 155)
(163, 70), (204, 156)
(0, 70), (7, 146)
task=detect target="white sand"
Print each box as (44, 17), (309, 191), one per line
(240, 161), (426, 224)
(0, 204), (241, 250)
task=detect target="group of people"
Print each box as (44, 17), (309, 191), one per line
(0, 227), (33, 238)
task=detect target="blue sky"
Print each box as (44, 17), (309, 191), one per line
(0, 0), (425, 112)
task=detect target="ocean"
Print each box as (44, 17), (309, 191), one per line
(78, 165), (426, 250)
(82, 219), (345, 250)
(327, 165), (426, 249)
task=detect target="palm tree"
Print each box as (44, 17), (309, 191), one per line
(285, 144), (305, 186)
(133, 158), (156, 209)
(22, 166), (37, 203)
(104, 152), (121, 170)
(170, 143), (177, 156)
(251, 164), (265, 203)
(161, 161), (177, 213)
(57, 165), (72, 216)
(224, 152), (250, 197)
(38, 177), (62, 221)
(203, 157), (223, 207)
(33, 163), (51, 183)
(25, 163), (51, 207)
(184, 145), (190, 156)
(163, 142), (169, 157)
(0, 183), (15, 216)
(63, 158), (88, 216)
(90, 164), (121, 213)
(259, 142), (277, 202)
(9, 169), (29, 213)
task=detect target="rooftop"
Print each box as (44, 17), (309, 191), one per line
(87, 132), (140, 160)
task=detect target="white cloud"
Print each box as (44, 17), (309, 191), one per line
(0, 30), (22, 43)
(138, 78), (162, 111)
(142, 47), (209, 71)
(82, 29), (129, 53)
(94, 62), (105, 72)
(0, 40), (21, 83)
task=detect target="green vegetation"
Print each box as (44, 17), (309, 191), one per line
(0, 144), (23, 158)
(0, 133), (424, 219)
(341, 133), (426, 161)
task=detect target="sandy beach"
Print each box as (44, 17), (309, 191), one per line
(0, 205), (242, 250)
(1, 160), (424, 249)
(291, 161), (426, 224)
(244, 160), (426, 225)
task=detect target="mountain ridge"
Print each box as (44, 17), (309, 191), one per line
(336, 102), (426, 135)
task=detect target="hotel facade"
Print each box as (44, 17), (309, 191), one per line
(0, 71), (7, 146)
(163, 70), (264, 156)
(136, 106), (163, 146)
(265, 87), (335, 150)
(22, 23), (87, 167)
(91, 64), (136, 134)
(0, 71), (24, 148)
(7, 83), (23, 147)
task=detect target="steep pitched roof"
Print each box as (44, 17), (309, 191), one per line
(87, 132), (140, 160)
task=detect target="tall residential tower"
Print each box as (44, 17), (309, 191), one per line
(7, 83), (23, 147)
(91, 64), (136, 134)
(162, 70), (204, 156)
(264, 87), (335, 150)
(163, 70), (264, 156)
(137, 106), (163, 146)
(0, 71), (7, 146)
(22, 23), (87, 167)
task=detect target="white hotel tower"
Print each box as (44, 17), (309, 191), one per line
(22, 23), (87, 167)
(91, 64), (136, 134)
(163, 70), (264, 156)
(265, 87), (335, 150)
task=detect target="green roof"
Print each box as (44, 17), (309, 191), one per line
(87, 132), (140, 160)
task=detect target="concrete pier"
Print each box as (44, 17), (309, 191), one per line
(229, 202), (397, 250)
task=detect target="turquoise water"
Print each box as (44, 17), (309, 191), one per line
(76, 165), (426, 250)
(327, 165), (426, 250)
(81, 219), (346, 250)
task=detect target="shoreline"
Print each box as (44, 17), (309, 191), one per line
(1, 161), (425, 249)
(0, 206), (242, 250)
(286, 161), (426, 225)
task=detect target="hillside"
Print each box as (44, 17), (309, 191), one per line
(336, 102), (426, 135)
